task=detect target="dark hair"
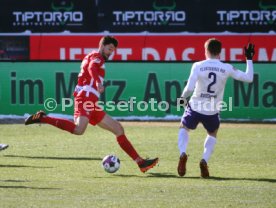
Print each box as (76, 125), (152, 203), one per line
(204, 38), (221, 56)
(100, 36), (118, 48)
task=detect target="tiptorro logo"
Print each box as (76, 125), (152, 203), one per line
(217, 0), (276, 26)
(112, 0), (186, 26)
(12, 1), (83, 27)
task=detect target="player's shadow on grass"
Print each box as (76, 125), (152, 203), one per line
(0, 180), (30, 182)
(113, 173), (179, 178)
(148, 173), (179, 178)
(113, 174), (145, 178)
(0, 180), (61, 190)
(208, 176), (276, 183)
(4, 155), (102, 161)
(0, 164), (53, 168)
(146, 174), (276, 183)
(0, 185), (60, 190)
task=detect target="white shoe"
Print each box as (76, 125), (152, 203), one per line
(0, 144), (9, 151)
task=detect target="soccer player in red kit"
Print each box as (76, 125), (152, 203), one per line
(25, 36), (158, 173)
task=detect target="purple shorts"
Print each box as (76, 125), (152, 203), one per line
(181, 105), (220, 133)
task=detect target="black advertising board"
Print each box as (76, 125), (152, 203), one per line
(0, 0), (275, 33)
(97, 0), (190, 32)
(97, 0), (276, 33)
(198, 0), (276, 33)
(0, 0), (98, 32)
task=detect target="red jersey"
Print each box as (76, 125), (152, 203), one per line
(74, 51), (105, 100)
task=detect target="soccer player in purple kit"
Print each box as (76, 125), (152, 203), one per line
(177, 38), (255, 178)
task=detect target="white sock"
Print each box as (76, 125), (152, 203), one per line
(178, 128), (189, 155)
(202, 135), (217, 163)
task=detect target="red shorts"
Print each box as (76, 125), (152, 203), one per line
(74, 95), (106, 126)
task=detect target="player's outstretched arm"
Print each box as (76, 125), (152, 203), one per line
(230, 43), (255, 83)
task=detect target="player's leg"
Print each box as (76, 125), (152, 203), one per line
(25, 110), (77, 134)
(178, 124), (189, 177)
(25, 96), (91, 134)
(178, 124), (190, 160)
(203, 128), (218, 163)
(96, 113), (124, 136)
(200, 114), (220, 178)
(97, 114), (158, 173)
(73, 116), (89, 135)
(177, 106), (199, 176)
(97, 114), (143, 162)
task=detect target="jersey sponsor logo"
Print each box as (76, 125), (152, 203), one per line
(200, 67), (220, 72)
(92, 58), (101, 64)
(200, 93), (217, 99)
(200, 67), (226, 73)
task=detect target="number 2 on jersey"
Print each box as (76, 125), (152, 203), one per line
(207, 72), (216, 93)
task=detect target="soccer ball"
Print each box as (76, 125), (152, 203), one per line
(102, 155), (120, 173)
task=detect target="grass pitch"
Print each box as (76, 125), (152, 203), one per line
(0, 122), (275, 208)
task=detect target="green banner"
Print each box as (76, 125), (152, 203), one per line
(0, 62), (275, 120)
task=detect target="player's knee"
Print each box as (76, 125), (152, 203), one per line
(73, 130), (84, 135)
(180, 123), (190, 131)
(73, 126), (85, 135)
(115, 122), (124, 136)
(74, 131), (84, 136)
(207, 130), (218, 137)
